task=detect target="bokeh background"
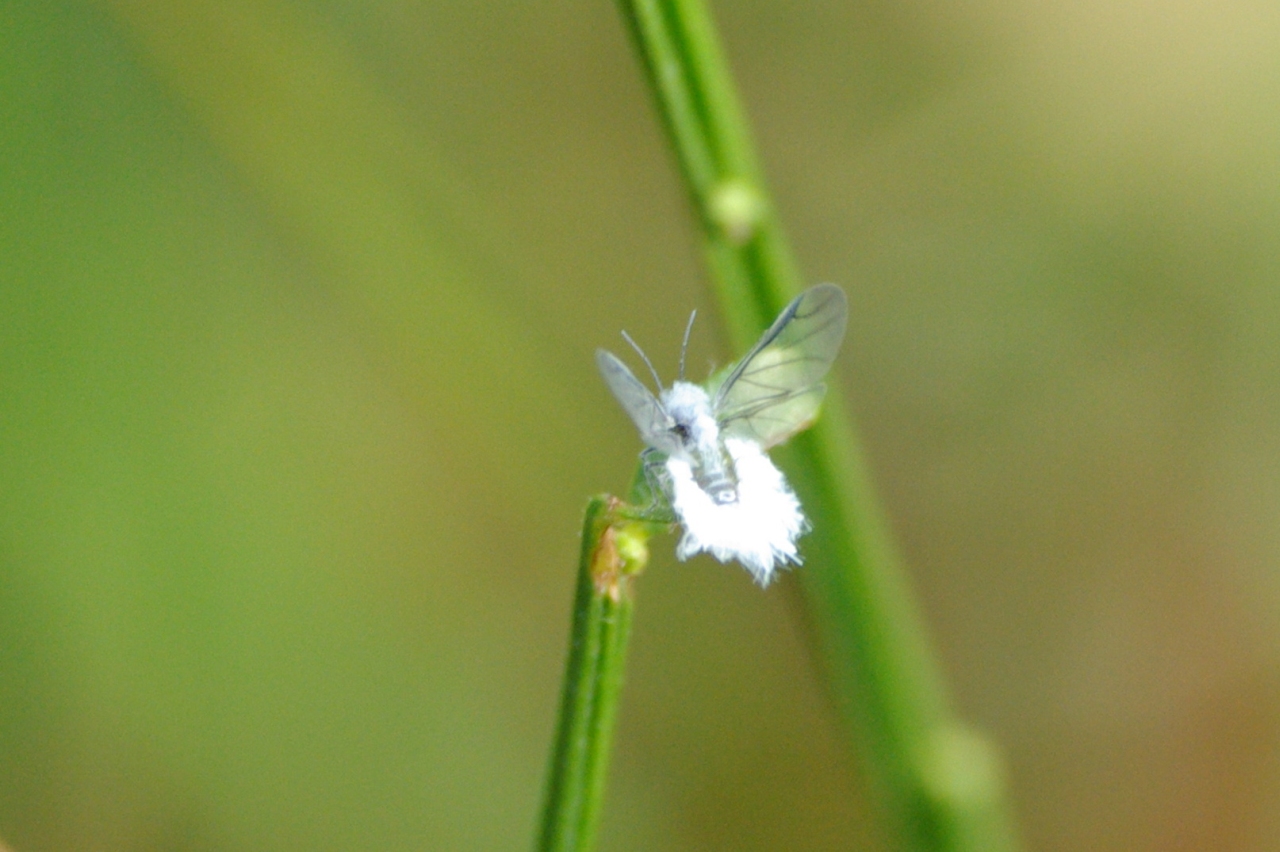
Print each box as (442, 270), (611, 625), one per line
(4, 0), (1280, 849)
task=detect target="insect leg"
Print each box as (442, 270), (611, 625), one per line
(635, 447), (674, 515)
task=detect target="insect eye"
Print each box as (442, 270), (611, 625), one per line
(672, 423), (691, 441)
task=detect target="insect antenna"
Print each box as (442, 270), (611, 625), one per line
(678, 309), (697, 381)
(621, 330), (665, 392)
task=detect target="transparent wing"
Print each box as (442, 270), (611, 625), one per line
(596, 349), (676, 451)
(719, 382), (828, 448)
(714, 284), (847, 448)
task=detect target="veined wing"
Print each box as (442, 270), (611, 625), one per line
(718, 382), (827, 449)
(714, 284), (847, 448)
(596, 349), (677, 452)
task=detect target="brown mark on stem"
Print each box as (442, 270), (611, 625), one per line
(590, 524), (626, 601)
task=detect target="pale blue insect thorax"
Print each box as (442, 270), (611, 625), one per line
(660, 382), (739, 504)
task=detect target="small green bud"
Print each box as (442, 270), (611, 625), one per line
(614, 523), (651, 575)
(918, 723), (1006, 811)
(708, 178), (765, 244)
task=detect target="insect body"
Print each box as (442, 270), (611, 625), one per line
(596, 284), (848, 583)
(653, 381), (739, 504)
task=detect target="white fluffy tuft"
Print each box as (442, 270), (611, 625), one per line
(665, 438), (808, 585)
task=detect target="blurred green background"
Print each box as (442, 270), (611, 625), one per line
(3, 0), (1280, 849)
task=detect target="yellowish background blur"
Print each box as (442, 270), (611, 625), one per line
(3, 1), (1280, 850)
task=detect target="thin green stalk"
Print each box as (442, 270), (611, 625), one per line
(613, 2), (1023, 851)
(537, 496), (652, 852)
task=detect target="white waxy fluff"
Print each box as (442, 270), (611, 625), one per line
(665, 437), (808, 585)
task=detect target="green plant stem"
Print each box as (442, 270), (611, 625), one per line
(537, 496), (647, 852)
(613, 2), (1023, 851)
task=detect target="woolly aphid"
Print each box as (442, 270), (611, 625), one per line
(597, 284), (847, 585)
